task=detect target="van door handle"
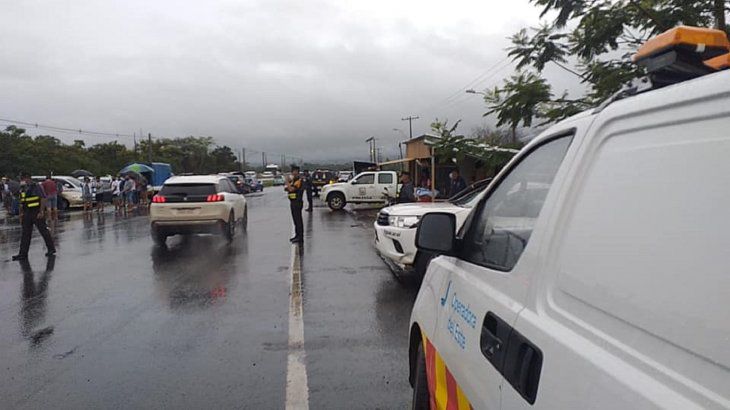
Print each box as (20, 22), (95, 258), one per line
(481, 327), (502, 357)
(480, 312), (511, 371)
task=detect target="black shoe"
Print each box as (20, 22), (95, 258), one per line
(306, 208), (313, 212)
(290, 237), (303, 243)
(46, 250), (56, 257)
(12, 254), (28, 261)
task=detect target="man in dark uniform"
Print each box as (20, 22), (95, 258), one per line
(12, 172), (56, 261)
(285, 165), (304, 243)
(398, 171), (416, 203)
(302, 170), (314, 212)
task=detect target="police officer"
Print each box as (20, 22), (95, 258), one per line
(302, 170), (314, 212)
(285, 165), (304, 243)
(12, 172), (56, 261)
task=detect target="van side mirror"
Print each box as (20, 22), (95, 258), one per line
(416, 213), (456, 253)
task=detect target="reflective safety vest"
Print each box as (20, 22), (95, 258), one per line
(288, 178), (303, 201)
(20, 191), (41, 208)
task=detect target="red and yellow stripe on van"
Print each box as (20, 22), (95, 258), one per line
(423, 335), (472, 410)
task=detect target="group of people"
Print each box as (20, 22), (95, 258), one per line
(2, 175), (63, 220)
(79, 174), (148, 214)
(396, 168), (467, 203)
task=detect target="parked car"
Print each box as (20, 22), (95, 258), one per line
(320, 170), (398, 210)
(32, 175), (84, 210)
(150, 175), (247, 245)
(374, 179), (491, 278)
(273, 175), (285, 186)
(407, 26), (730, 409)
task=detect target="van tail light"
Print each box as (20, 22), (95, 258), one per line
(152, 195), (166, 203)
(207, 194), (224, 202)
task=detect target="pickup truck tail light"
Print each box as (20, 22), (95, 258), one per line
(206, 194), (224, 202)
(152, 195), (166, 203)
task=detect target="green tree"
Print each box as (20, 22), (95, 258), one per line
(485, 0), (730, 129)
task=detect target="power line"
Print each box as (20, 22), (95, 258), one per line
(418, 57), (512, 116)
(0, 117), (135, 139)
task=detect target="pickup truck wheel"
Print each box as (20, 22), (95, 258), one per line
(412, 339), (430, 410)
(327, 193), (346, 210)
(224, 212), (235, 241)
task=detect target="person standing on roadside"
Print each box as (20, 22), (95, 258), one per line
(398, 171), (416, 203)
(285, 165), (304, 243)
(111, 175), (121, 212)
(82, 177), (93, 213)
(92, 176), (104, 213)
(12, 172), (56, 261)
(124, 175), (136, 212)
(1, 177), (10, 213)
(41, 175), (59, 221)
(302, 170), (314, 212)
(448, 169), (467, 198)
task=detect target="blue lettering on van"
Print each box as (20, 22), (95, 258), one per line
(440, 280), (451, 307)
(446, 317), (466, 349)
(450, 293), (477, 329)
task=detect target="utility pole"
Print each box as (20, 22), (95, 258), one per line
(241, 148), (246, 171)
(133, 133), (138, 160)
(147, 133), (152, 163)
(262, 152), (266, 168)
(401, 115), (419, 139)
(365, 137), (376, 163)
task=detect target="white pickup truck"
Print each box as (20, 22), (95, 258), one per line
(320, 170), (398, 210)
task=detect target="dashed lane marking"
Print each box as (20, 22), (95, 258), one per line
(285, 244), (309, 410)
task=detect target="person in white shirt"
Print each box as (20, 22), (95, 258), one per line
(111, 176), (121, 212)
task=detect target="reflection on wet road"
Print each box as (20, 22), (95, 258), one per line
(0, 189), (417, 408)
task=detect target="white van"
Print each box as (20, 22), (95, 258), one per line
(408, 27), (730, 409)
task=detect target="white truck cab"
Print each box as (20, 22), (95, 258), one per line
(320, 170), (398, 210)
(408, 26), (730, 409)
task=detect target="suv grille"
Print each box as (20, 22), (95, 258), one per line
(377, 211), (389, 226)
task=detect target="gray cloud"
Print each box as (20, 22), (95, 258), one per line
(1, 0), (561, 162)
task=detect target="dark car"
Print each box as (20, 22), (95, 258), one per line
(245, 178), (264, 192)
(311, 170), (336, 196)
(224, 175), (252, 194)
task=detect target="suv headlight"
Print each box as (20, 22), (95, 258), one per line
(388, 215), (420, 228)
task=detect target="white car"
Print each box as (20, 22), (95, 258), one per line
(374, 179), (490, 277)
(150, 175), (247, 245)
(321, 170), (398, 210)
(408, 27), (730, 409)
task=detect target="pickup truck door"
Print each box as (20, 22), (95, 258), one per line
(429, 135), (573, 409)
(350, 172), (376, 201)
(376, 172), (396, 201)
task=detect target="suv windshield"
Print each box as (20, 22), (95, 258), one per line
(160, 183), (216, 196)
(451, 178), (492, 207)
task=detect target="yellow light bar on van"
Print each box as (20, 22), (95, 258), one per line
(633, 26), (730, 63)
(705, 53), (730, 70)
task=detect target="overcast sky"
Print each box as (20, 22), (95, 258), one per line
(0, 0), (575, 162)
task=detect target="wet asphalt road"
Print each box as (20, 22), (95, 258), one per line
(0, 189), (418, 409)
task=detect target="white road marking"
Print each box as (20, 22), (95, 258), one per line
(285, 244), (309, 410)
